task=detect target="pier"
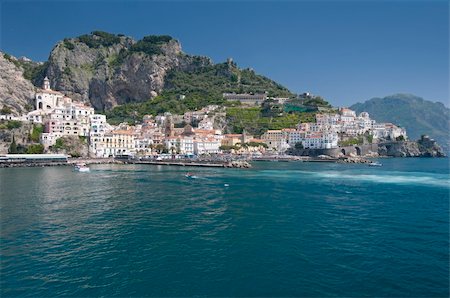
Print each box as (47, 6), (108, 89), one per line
(128, 160), (251, 168)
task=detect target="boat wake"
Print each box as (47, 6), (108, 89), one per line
(258, 170), (450, 188)
(313, 171), (450, 188)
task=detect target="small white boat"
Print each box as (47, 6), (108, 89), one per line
(185, 172), (198, 179)
(368, 162), (382, 167)
(74, 163), (90, 172)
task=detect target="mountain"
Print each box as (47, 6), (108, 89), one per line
(0, 53), (40, 115)
(350, 94), (450, 151)
(1, 31), (294, 113)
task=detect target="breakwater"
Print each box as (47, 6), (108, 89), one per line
(128, 160), (252, 168)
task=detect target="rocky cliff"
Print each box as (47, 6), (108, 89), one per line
(378, 136), (446, 157)
(0, 122), (35, 153)
(0, 53), (37, 115)
(44, 32), (211, 110)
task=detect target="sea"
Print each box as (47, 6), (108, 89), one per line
(1, 158), (449, 297)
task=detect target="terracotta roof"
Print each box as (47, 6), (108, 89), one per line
(249, 138), (264, 143)
(113, 130), (135, 135)
(37, 89), (64, 96)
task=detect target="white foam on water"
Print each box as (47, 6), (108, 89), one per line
(258, 169), (450, 188)
(311, 171), (450, 188)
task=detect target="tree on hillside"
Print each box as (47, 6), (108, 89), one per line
(8, 135), (18, 153)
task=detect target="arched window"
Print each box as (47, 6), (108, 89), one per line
(38, 102), (43, 109)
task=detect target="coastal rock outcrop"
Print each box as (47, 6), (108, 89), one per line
(416, 135), (446, 157)
(377, 141), (421, 157)
(377, 137), (446, 157)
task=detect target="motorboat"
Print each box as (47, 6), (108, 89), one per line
(185, 172), (198, 179)
(74, 163), (90, 172)
(368, 161), (382, 167)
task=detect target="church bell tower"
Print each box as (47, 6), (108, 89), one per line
(43, 77), (50, 90)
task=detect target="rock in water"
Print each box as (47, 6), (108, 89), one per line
(417, 135), (446, 157)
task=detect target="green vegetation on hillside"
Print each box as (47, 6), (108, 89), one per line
(226, 107), (315, 136)
(106, 61), (296, 125)
(1, 106), (12, 115)
(165, 62), (293, 98)
(129, 35), (173, 56)
(77, 31), (122, 48)
(8, 136), (18, 153)
(63, 38), (75, 50)
(26, 144), (45, 154)
(302, 96), (331, 108)
(105, 91), (226, 125)
(0, 120), (22, 130)
(29, 124), (44, 142)
(338, 136), (363, 146)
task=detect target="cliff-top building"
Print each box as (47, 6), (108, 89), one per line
(35, 77), (72, 112)
(223, 92), (268, 105)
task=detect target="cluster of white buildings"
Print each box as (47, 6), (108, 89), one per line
(0, 78), (243, 157)
(1, 79), (407, 157)
(262, 107), (407, 152)
(0, 78), (227, 157)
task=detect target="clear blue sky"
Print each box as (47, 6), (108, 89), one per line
(1, 0), (448, 106)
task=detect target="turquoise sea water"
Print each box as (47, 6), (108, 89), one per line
(1, 159), (449, 297)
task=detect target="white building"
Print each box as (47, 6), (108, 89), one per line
(35, 77), (68, 112)
(302, 132), (339, 149)
(193, 137), (221, 155)
(261, 129), (292, 152)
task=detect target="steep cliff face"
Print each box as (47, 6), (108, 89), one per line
(44, 32), (212, 110)
(0, 53), (36, 115)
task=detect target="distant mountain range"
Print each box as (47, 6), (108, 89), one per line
(350, 94), (450, 151)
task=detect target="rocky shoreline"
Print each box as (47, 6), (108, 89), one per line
(287, 135), (446, 159)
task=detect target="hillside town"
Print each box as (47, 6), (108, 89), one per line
(1, 78), (408, 158)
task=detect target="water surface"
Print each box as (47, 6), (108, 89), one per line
(1, 159), (448, 296)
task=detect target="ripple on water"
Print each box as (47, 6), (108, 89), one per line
(0, 160), (448, 297)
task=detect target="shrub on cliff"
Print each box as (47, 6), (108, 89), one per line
(128, 35), (173, 56)
(26, 144), (44, 154)
(8, 135), (18, 153)
(1, 106), (12, 115)
(30, 124), (43, 142)
(77, 31), (121, 48)
(6, 121), (22, 130)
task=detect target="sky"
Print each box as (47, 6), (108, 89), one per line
(0, 0), (448, 107)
